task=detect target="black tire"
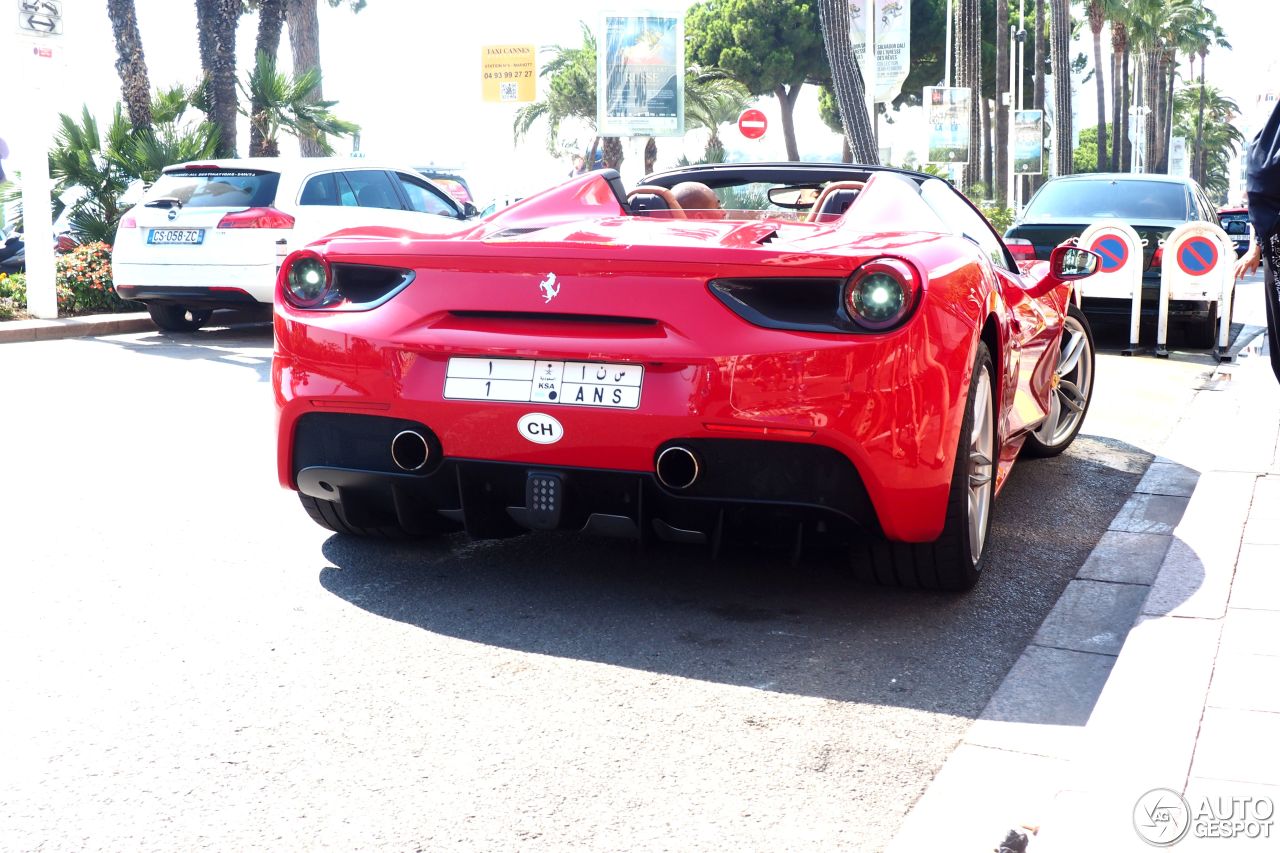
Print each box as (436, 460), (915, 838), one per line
(1022, 304), (1095, 458)
(852, 343), (996, 591)
(298, 493), (432, 540)
(1179, 298), (1234, 350)
(147, 303), (212, 332)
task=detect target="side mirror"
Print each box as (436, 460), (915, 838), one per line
(1049, 245), (1099, 280)
(461, 202), (479, 219)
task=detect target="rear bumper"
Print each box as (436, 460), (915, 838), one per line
(1083, 293), (1215, 322)
(289, 412), (882, 542)
(112, 262), (275, 304)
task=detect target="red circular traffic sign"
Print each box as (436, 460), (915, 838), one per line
(738, 109), (768, 140)
(1089, 234), (1130, 273)
(1176, 236), (1219, 277)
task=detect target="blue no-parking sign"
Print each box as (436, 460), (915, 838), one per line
(1089, 234), (1130, 273)
(1176, 236), (1219, 277)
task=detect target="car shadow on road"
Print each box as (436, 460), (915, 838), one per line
(316, 433), (1161, 719)
(98, 320), (274, 381)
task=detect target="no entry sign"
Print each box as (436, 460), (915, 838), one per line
(1089, 234), (1130, 273)
(1176, 236), (1219, 277)
(738, 108), (767, 140)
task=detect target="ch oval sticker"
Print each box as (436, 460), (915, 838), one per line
(517, 412), (563, 444)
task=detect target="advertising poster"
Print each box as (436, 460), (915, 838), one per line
(1014, 109), (1044, 175)
(598, 13), (684, 137)
(481, 45), (536, 103)
(925, 86), (971, 164)
(849, 0), (911, 103)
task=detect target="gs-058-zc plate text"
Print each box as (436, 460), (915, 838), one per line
(444, 357), (642, 409)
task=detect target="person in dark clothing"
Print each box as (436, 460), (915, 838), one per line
(1236, 97), (1280, 382)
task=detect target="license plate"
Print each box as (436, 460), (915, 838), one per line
(444, 357), (643, 409)
(148, 228), (204, 245)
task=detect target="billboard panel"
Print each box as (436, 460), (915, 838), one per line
(925, 86), (971, 164)
(598, 13), (684, 137)
(1014, 109), (1044, 175)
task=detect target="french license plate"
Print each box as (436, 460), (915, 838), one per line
(148, 228), (204, 245)
(444, 357), (643, 409)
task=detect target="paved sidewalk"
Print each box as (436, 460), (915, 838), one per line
(889, 346), (1280, 851)
(0, 311), (155, 343)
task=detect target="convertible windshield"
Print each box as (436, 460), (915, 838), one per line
(1022, 179), (1190, 221)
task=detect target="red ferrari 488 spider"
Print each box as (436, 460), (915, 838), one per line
(273, 163), (1100, 590)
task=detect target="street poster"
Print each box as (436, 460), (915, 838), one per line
(598, 13), (684, 137)
(925, 86), (970, 164)
(1014, 109), (1044, 175)
(481, 45), (536, 103)
(849, 0), (911, 104)
(1169, 136), (1189, 178)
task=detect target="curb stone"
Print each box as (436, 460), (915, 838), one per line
(0, 312), (155, 343)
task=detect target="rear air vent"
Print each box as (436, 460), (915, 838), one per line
(487, 227), (547, 240)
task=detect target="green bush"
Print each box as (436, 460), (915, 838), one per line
(55, 241), (142, 315)
(0, 271), (29, 319)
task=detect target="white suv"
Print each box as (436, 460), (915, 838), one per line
(112, 158), (474, 331)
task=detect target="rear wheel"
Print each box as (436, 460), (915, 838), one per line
(853, 343), (996, 591)
(1023, 304), (1095, 457)
(147, 303), (212, 332)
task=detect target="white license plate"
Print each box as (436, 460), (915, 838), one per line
(148, 228), (205, 245)
(444, 357), (643, 409)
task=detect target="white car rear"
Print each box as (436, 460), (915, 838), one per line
(112, 158), (472, 331)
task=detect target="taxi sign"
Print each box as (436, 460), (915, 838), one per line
(481, 44), (535, 103)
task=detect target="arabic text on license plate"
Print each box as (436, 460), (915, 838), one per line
(149, 229), (204, 245)
(443, 357), (642, 409)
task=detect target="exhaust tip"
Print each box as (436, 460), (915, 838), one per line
(391, 430), (430, 472)
(656, 445), (701, 490)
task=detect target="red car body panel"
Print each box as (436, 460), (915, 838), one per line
(273, 170), (1074, 544)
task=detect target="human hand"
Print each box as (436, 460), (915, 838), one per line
(1234, 240), (1261, 281)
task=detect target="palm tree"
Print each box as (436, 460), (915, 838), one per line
(513, 23), (623, 170)
(249, 0), (288, 157)
(1049, 0), (1072, 175)
(817, 0), (877, 164)
(1173, 84), (1243, 197)
(1086, 0), (1108, 173)
(106, 0), (152, 129)
(684, 72), (751, 162)
(195, 0), (241, 157)
(287, 0), (369, 156)
(955, 0), (983, 188)
(1107, 1), (1130, 170)
(242, 52), (360, 156)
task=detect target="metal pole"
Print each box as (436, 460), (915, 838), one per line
(1008, 25), (1016, 214)
(945, 0), (953, 88)
(1016, 0), (1026, 212)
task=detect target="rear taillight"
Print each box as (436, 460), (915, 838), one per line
(1006, 238), (1037, 263)
(217, 207), (295, 229)
(119, 210), (137, 229)
(843, 258), (920, 331)
(280, 250), (334, 309)
(1151, 245), (1164, 268)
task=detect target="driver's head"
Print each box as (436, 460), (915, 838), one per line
(672, 181), (723, 214)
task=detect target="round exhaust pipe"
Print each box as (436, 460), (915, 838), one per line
(391, 430), (430, 472)
(655, 445), (701, 490)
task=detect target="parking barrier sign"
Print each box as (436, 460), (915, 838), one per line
(1157, 222), (1236, 358)
(1077, 221), (1143, 354)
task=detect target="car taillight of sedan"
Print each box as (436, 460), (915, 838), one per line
(1006, 238), (1037, 263)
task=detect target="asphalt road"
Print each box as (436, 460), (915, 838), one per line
(0, 305), (1229, 851)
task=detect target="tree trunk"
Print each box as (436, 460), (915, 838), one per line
(643, 137), (657, 175)
(1161, 51), (1176, 172)
(981, 97), (993, 194)
(817, 0), (878, 164)
(1121, 44), (1131, 171)
(1033, 0), (1046, 190)
(1144, 52), (1158, 174)
(107, 0), (153, 128)
(250, 0), (288, 157)
(1049, 0), (1072, 176)
(287, 0), (325, 157)
(841, 135), (852, 164)
(1110, 23), (1126, 171)
(1089, 3), (1107, 173)
(773, 84), (805, 162)
(602, 137), (624, 171)
(195, 0), (240, 158)
(994, 0), (1008, 204)
(1195, 52), (1207, 183)
(955, 0), (983, 190)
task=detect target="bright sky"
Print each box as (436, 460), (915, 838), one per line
(0, 0), (1267, 202)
